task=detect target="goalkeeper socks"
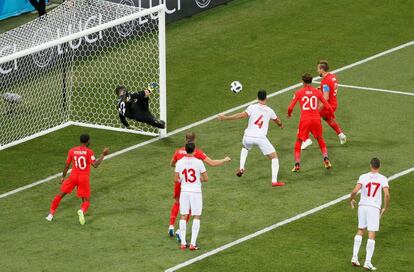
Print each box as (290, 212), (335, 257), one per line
(81, 201), (90, 214)
(170, 202), (180, 226)
(271, 158), (280, 182)
(325, 118), (342, 135)
(294, 140), (301, 163)
(179, 220), (187, 246)
(50, 194), (63, 215)
(190, 219), (201, 246)
(316, 137), (328, 158)
(240, 148), (249, 169)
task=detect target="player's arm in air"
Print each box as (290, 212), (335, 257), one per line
(217, 111), (248, 121)
(381, 187), (390, 217)
(349, 183), (362, 209)
(204, 156), (231, 166)
(287, 93), (299, 118)
(91, 148), (110, 168)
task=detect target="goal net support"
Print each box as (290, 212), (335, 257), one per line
(0, 0), (166, 151)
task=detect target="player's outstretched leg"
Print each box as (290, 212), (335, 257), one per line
(324, 117), (347, 144)
(315, 137), (331, 169)
(292, 140), (301, 172)
(267, 152), (284, 187)
(237, 147), (249, 177)
(46, 193), (66, 221)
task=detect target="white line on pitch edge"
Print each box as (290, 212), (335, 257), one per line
(337, 84), (414, 96)
(165, 167), (414, 272)
(0, 40), (413, 200)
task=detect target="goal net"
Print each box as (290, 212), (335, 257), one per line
(0, 0), (166, 151)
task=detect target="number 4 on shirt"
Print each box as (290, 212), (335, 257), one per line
(254, 115), (264, 129)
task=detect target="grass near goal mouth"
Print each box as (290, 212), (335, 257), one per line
(0, 0), (413, 271)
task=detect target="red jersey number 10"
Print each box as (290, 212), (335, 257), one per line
(182, 168), (196, 183)
(74, 156), (87, 170)
(366, 182), (381, 197)
(254, 115), (264, 129)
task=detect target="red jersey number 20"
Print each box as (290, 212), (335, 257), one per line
(254, 115), (264, 129)
(182, 168), (196, 183)
(302, 96), (318, 110)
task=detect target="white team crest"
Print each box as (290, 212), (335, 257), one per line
(195, 0), (211, 8)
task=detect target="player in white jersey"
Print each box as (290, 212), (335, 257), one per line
(174, 142), (208, 251)
(349, 158), (390, 270)
(218, 90), (285, 187)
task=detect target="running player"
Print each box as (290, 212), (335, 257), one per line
(288, 73), (334, 172)
(168, 132), (231, 238)
(175, 142), (208, 250)
(301, 60), (347, 149)
(45, 134), (109, 225)
(218, 90), (285, 187)
(349, 158), (390, 270)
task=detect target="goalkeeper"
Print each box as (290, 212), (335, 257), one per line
(115, 83), (165, 129)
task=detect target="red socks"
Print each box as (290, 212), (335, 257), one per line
(81, 201), (90, 213)
(325, 118), (342, 135)
(316, 137), (328, 158)
(294, 140), (301, 163)
(50, 195), (63, 215)
(170, 202), (180, 226)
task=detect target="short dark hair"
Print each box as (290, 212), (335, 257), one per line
(318, 60), (330, 71)
(80, 134), (90, 144)
(185, 142), (195, 154)
(302, 73), (313, 84)
(115, 85), (126, 96)
(185, 132), (196, 143)
(257, 90), (267, 101)
(370, 157), (381, 169)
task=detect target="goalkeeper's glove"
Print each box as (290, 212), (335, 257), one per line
(148, 82), (159, 93)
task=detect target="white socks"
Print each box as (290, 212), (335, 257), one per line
(366, 239), (375, 263)
(179, 220), (187, 245)
(353, 235), (362, 258)
(240, 148), (249, 170)
(190, 219), (201, 246)
(271, 158), (279, 183)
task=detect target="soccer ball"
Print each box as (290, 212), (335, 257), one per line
(230, 81), (243, 93)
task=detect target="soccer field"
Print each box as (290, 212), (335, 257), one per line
(0, 0), (413, 271)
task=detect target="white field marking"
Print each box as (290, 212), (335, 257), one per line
(0, 40), (413, 200)
(337, 84), (414, 96)
(165, 167), (414, 272)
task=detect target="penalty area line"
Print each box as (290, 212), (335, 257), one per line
(165, 166), (414, 272)
(1, 40), (413, 200)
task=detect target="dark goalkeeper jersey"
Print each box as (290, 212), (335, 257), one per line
(118, 91), (150, 127)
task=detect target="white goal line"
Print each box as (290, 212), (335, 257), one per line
(165, 166), (414, 272)
(0, 40), (413, 200)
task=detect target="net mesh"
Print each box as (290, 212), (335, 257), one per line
(0, 0), (163, 148)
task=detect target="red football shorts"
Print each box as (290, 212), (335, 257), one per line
(320, 105), (337, 119)
(173, 181), (181, 198)
(61, 174), (91, 198)
(297, 119), (323, 141)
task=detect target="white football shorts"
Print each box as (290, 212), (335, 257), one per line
(180, 191), (203, 216)
(358, 205), (380, 232)
(242, 135), (276, 155)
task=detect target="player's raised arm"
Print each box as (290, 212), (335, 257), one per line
(92, 148), (110, 168)
(381, 187), (390, 217)
(204, 156), (231, 167)
(349, 183), (362, 209)
(217, 111), (248, 121)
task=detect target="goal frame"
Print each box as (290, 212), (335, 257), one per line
(0, 4), (167, 151)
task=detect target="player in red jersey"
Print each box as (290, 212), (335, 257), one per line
(168, 132), (230, 239)
(301, 60), (347, 150)
(288, 73), (334, 172)
(45, 134), (109, 225)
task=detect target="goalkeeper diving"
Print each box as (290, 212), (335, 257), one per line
(115, 83), (166, 129)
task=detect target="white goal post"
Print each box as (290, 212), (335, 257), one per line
(0, 1), (167, 151)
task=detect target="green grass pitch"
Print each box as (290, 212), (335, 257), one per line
(0, 0), (413, 271)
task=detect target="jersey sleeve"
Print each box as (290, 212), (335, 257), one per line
(174, 162), (180, 173)
(199, 161), (207, 173)
(195, 149), (207, 161)
(172, 150), (179, 163)
(382, 177), (389, 188)
(271, 109), (277, 120)
(357, 174), (364, 185)
(90, 150), (96, 164)
(65, 149), (72, 165)
(245, 105), (253, 116)
(322, 83), (331, 93)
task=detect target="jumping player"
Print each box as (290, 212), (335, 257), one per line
(301, 60), (347, 149)
(288, 73), (334, 172)
(175, 142), (208, 250)
(218, 90), (285, 187)
(349, 158), (390, 270)
(168, 132), (231, 238)
(45, 134), (109, 225)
